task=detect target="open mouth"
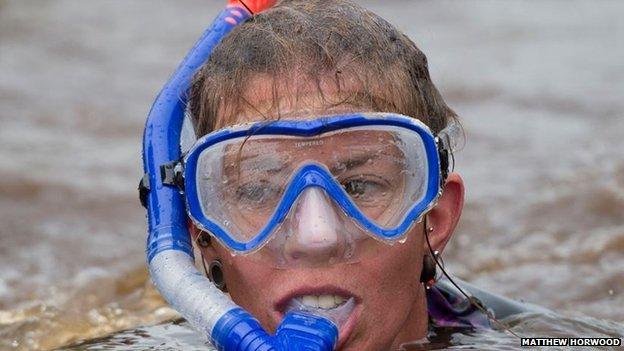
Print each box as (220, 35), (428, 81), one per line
(275, 288), (360, 349)
(286, 294), (356, 327)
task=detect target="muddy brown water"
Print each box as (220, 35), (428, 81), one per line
(1, 0), (623, 350)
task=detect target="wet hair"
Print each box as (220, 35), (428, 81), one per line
(188, 0), (458, 136)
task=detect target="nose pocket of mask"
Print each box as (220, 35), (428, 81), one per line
(283, 187), (344, 265)
(264, 185), (369, 267)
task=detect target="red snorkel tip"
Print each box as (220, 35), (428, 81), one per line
(227, 0), (277, 15)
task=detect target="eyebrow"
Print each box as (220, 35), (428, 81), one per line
(234, 155), (287, 174)
(330, 152), (381, 172)
(223, 141), (286, 173)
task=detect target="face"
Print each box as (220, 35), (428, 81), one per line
(192, 78), (464, 350)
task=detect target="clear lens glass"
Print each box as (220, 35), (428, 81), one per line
(195, 126), (429, 242)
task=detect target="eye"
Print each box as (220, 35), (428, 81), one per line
(341, 177), (388, 202)
(236, 181), (279, 205)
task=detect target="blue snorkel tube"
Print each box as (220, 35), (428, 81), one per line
(140, 5), (338, 351)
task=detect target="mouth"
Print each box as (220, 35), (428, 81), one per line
(275, 287), (360, 349)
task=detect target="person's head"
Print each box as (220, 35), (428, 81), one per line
(189, 1), (464, 349)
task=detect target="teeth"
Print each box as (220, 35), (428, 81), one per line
(318, 295), (335, 309)
(302, 295), (319, 308)
(299, 294), (347, 310)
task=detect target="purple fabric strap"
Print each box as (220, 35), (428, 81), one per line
(426, 280), (491, 329)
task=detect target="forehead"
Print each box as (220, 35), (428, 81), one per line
(215, 73), (393, 128)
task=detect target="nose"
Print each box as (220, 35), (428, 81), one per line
(284, 187), (345, 265)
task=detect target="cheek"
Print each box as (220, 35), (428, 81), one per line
(367, 227), (424, 288)
(219, 254), (281, 331)
(354, 229), (425, 343)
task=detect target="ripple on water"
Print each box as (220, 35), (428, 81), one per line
(0, 268), (178, 351)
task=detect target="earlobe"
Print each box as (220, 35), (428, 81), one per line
(425, 172), (464, 253)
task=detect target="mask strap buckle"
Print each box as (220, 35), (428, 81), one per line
(435, 119), (464, 189)
(435, 137), (450, 189)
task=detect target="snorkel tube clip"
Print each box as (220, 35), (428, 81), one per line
(160, 160), (185, 190)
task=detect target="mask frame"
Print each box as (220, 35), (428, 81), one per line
(167, 112), (451, 254)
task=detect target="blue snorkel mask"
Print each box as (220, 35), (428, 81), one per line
(140, 3), (457, 350)
(180, 113), (456, 268)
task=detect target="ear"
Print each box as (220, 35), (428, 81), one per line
(424, 172), (464, 254)
(188, 221), (219, 261)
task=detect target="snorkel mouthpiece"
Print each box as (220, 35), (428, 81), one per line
(141, 5), (338, 351)
(213, 308), (338, 351)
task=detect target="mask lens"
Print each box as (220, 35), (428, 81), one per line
(327, 128), (428, 229)
(194, 125), (430, 245)
(196, 137), (291, 242)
